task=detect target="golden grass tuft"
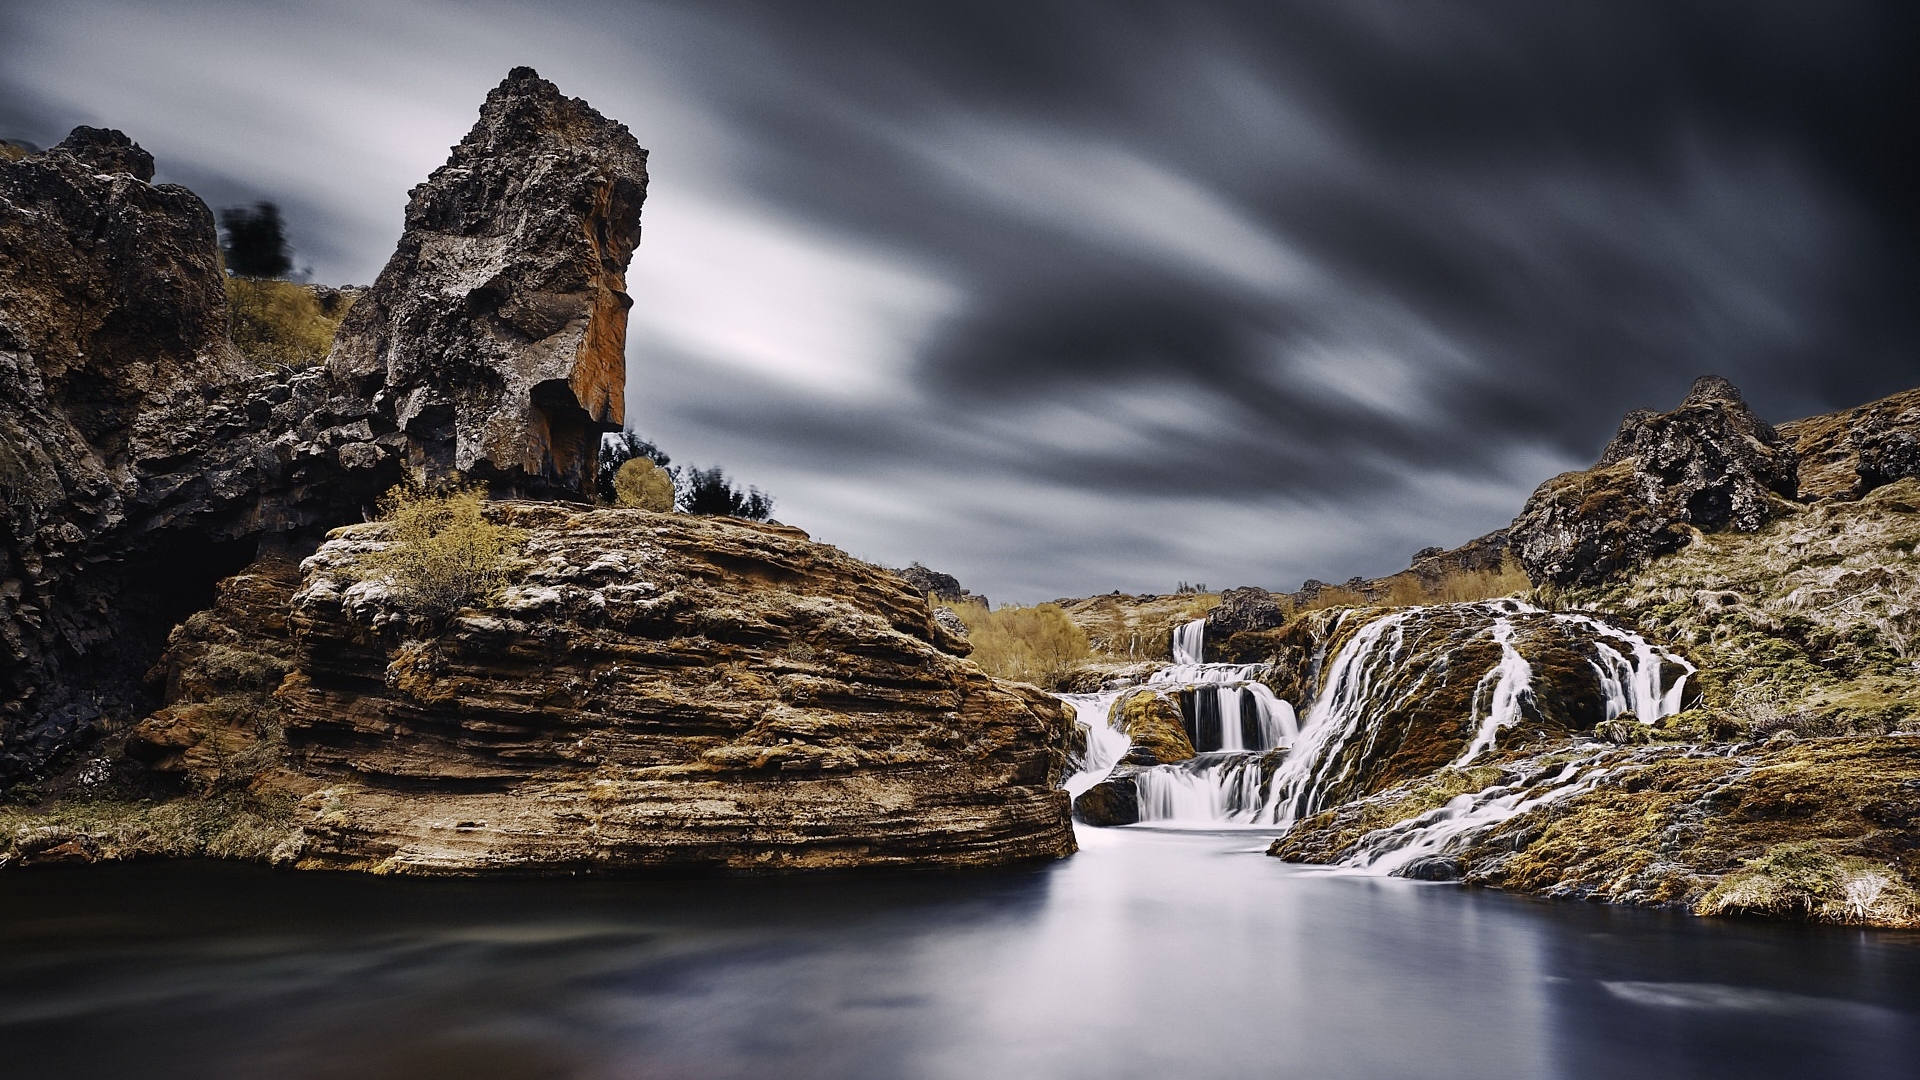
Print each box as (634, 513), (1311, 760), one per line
(363, 483), (528, 618)
(226, 277), (353, 368)
(941, 599), (1091, 687)
(1695, 842), (1918, 926)
(613, 458), (675, 511)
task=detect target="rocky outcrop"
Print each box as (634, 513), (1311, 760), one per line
(327, 66), (646, 499)
(0, 70), (650, 784)
(1781, 386), (1920, 501)
(239, 505), (1073, 873)
(891, 562), (988, 607)
(1510, 375), (1799, 586)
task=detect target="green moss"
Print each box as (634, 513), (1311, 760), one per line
(1696, 843), (1918, 926)
(1112, 690), (1194, 763)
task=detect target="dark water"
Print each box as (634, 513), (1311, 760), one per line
(2, 827), (1917, 1080)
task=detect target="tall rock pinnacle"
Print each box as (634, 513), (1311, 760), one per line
(328, 66), (649, 498)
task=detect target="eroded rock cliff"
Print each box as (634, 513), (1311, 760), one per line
(16, 507), (1075, 872)
(0, 69), (647, 784)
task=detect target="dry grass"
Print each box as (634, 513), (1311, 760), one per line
(942, 599), (1091, 687)
(0, 794), (303, 866)
(613, 458), (675, 511)
(226, 277), (353, 368)
(1059, 592), (1220, 661)
(364, 483), (528, 618)
(1696, 843), (1918, 926)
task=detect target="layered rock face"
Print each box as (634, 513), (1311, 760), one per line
(1510, 375), (1799, 586)
(264, 506), (1073, 873)
(328, 67), (647, 498)
(0, 70), (647, 784)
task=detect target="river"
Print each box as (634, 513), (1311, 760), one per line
(3, 825), (1916, 1079)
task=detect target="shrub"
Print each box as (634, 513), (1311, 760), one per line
(942, 599), (1090, 687)
(226, 277), (353, 368)
(598, 430), (675, 503)
(363, 483), (527, 618)
(613, 458), (675, 511)
(682, 465), (774, 520)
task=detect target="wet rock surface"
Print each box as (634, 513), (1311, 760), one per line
(1510, 375), (1799, 586)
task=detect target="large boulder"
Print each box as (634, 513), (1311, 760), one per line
(240, 505), (1074, 872)
(327, 67), (647, 498)
(1510, 376), (1799, 586)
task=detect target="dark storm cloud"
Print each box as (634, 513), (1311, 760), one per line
(3, 0), (1914, 600)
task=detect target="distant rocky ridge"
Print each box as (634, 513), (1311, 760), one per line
(1175, 375), (1920, 662)
(0, 71), (645, 782)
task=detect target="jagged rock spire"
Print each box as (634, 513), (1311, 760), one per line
(328, 66), (650, 498)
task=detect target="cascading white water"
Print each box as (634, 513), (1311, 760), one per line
(1149, 620), (1299, 752)
(1458, 616), (1532, 765)
(1061, 602), (1698, 860)
(1059, 688), (1132, 798)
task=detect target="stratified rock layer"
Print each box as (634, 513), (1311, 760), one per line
(269, 505), (1074, 873)
(1510, 375), (1799, 586)
(328, 67), (647, 498)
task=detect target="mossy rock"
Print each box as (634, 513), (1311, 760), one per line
(1112, 689), (1195, 764)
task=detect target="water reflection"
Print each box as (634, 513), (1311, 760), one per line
(0, 827), (1915, 1079)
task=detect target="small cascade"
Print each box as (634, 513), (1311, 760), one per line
(1059, 688), (1131, 798)
(1149, 620), (1298, 752)
(1458, 616), (1532, 765)
(1061, 602), (1698, 854)
(1334, 758), (1611, 877)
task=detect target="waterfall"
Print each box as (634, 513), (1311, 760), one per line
(1062, 602), (1696, 859)
(1151, 619), (1299, 753)
(1171, 618), (1206, 665)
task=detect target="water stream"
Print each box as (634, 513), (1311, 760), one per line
(1064, 604), (1698, 867)
(3, 836), (1914, 1079)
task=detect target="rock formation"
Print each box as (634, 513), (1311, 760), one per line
(328, 67), (646, 499)
(100, 506), (1073, 873)
(1510, 375), (1799, 586)
(0, 69), (648, 784)
(1780, 386), (1920, 501)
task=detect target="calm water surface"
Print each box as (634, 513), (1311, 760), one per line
(2, 826), (1916, 1079)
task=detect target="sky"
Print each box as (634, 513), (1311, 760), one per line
(3, 1), (1916, 603)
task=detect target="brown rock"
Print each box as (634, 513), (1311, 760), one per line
(1, 71), (653, 784)
(327, 67), (647, 498)
(257, 504), (1076, 873)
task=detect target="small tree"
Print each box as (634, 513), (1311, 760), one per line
(220, 202), (293, 279)
(613, 458), (675, 511)
(681, 466), (773, 520)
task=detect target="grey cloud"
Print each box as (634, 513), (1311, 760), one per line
(3, 0), (1913, 600)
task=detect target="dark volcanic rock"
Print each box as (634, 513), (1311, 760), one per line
(1074, 769), (1142, 825)
(1509, 375), (1799, 586)
(1207, 586), (1289, 638)
(891, 562), (988, 607)
(327, 66), (647, 499)
(0, 70), (652, 785)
